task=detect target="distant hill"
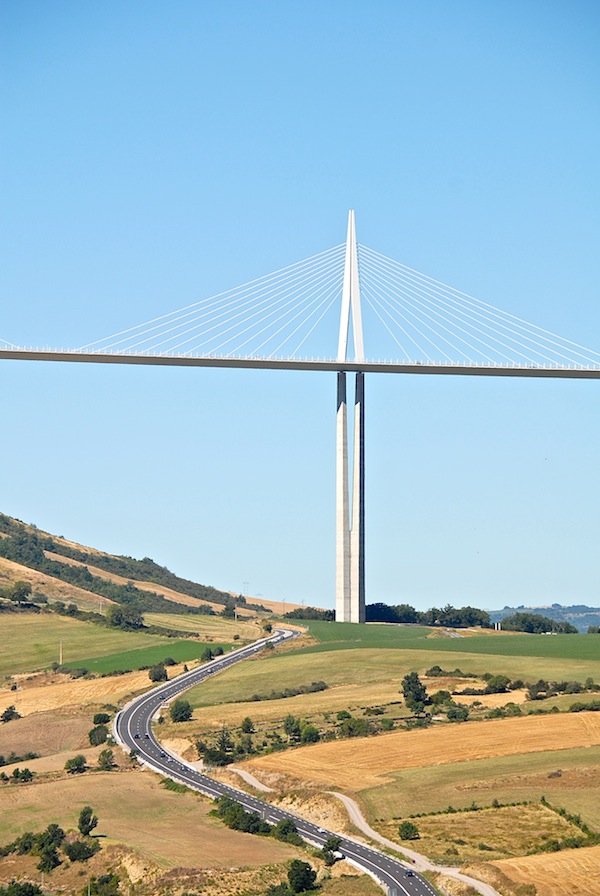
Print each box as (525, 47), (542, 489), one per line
(0, 512), (265, 617)
(488, 604), (600, 633)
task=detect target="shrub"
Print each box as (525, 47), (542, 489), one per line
(64, 839), (100, 862)
(0, 705), (21, 723)
(93, 713), (110, 725)
(65, 755), (87, 774)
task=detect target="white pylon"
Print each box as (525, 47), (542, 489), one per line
(336, 211), (365, 624)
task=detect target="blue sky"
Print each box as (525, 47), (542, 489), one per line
(1, 1), (599, 610)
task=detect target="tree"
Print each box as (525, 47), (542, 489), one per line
(1, 705), (21, 723)
(169, 698), (192, 722)
(9, 581), (32, 603)
(85, 873), (121, 896)
(240, 716), (254, 733)
(97, 749), (115, 770)
(37, 846), (61, 872)
(106, 604), (144, 630)
(149, 663), (168, 682)
(65, 755), (87, 774)
(215, 725), (233, 753)
(300, 724), (320, 743)
(287, 859), (317, 893)
(283, 715), (301, 740)
(272, 819), (302, 845)
(398, 820), (420, 840)
(88, 724), (108, 745)
(401, 672), (428, 714)
(0, 883), (44, 896)
(78, 805), (98, 836)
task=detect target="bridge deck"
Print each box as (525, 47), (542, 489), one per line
(1, 348), (600, 378)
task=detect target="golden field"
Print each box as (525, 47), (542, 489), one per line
(244, 712), (600, 790)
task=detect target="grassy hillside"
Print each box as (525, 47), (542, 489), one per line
(0, 512), (254, 616)
(0, 613), (189, 676)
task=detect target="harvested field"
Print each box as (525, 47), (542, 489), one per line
(359, 746), (600, 829)
(145, 611), (260, 640)
(0, 769), (303, 869)
(490, 843), (600, 896)
(0, 707), (92, 757)
(244, 712), (600, 790)
(0, 668), (152, 715)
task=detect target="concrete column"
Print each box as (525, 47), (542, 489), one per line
(350, 371), (365, 623)
(335, 372), (350, 621)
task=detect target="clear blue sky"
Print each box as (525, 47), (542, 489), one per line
(1, 1), (599, 611)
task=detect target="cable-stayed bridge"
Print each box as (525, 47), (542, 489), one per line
(2, 211), (599, 622)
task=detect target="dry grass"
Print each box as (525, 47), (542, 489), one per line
(0, 707), (92, 757)
(380, 803), (583, 865)
(0, 769), (303, 869)
(359, 746), (600, 830)
(0, 668), (154, 716)
(488, 844), (600, 896)
(186, 678), (405, 732)
(244, 712), (600, 790)
(145, 611), (261, 641)
(45, 551), (224, 611)
(0, 556), (114, 611)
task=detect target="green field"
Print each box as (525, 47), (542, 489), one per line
(0, 613), (197, 676)
(295, 620), (600, 661)
(62, 639), (232, 674)
(185, 639), (600, 710)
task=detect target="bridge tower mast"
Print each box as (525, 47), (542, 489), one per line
(336, 210), (365, 623)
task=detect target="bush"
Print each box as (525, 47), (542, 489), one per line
(0, 705), (21, 723)
(64, 839), (100, 862)
(92, 713), (110, 725)
(65, 755), (87, 774)
(97, 749), (115, 771)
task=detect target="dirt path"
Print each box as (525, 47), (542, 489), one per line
(229, 766), (275, 792)
(329, 791), (502, 896)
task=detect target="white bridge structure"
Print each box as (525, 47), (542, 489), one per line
(2, 212), (600, 622)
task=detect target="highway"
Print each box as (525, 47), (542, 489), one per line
(114, 628), (437, 896)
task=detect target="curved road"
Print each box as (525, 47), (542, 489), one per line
(114, 628), (436, 896)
